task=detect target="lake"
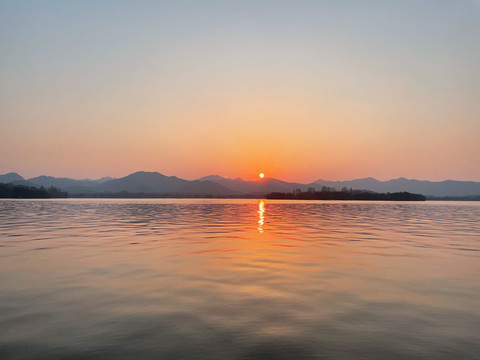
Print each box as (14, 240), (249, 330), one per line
(0, 199), (479, 359)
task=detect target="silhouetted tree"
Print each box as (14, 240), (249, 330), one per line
(266, 189), (425, 201)
(0, 184), (68, 198)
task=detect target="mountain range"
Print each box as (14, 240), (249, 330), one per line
(1, 171), (480, 197)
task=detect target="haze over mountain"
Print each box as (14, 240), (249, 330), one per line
(310, 178), (480, 197)
(1, 171), (480, 197)
(27, 175), (113, 193)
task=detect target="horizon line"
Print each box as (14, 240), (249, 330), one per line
(2, 170), (480, 184)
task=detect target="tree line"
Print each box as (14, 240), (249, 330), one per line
(266, 189), (426, 201)
(0, 183), (68, 198)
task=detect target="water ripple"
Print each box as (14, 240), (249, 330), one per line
(0, 199), (479, 359)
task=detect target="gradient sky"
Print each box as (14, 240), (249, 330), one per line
(1, 0), (479, 182)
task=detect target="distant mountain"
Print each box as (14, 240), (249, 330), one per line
(312, 177), (480, 197)
(0, 172), (24, 183)
(1, 171), (480, 197)
(26, 175), (115, 194)
(178, 180), (237, 195)
(94, 172), (183, 193)
(95, 177), (114, 183)
(197, 175), (305, 194)
(199, 175), (480, 197)
(92, 171), (235, 195)
(28, 176), (100, 192)
(199, 175), (229, 183)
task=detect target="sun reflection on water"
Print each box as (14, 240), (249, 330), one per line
(257, 199), (265, 233)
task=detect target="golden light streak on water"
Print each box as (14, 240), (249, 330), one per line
(257, 199), (265, 233)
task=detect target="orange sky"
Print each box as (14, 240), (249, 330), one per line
(1, 1), (479, 182)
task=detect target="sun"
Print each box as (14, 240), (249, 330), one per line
(259, 173), (265, 179)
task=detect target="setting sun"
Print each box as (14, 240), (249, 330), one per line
(259, 173), (265, 179)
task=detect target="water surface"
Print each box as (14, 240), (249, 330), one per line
(0, 199), (479, 359)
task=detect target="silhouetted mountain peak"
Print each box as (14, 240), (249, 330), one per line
(314, 177), (380, 184)
(357, 177), (380, 182)
(92, 171), (235, 195)
(198, 175), (229, 182)
(0, 172), (25, 183)
(127, 171), (166, 178)
(30, 175), (57, 181)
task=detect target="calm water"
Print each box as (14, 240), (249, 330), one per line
(0, 199), (479, 359)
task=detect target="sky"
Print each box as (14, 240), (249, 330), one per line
(1, 0), (479, 182)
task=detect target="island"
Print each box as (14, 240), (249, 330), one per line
(266, 188), (426, 201)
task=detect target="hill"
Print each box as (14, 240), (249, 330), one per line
(197, 175), (305, 194)
(1, 171), (480, 197)
(0, 172), (24, 183)
(312, 177), (480, 197)
(91, 171), (235, 195)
